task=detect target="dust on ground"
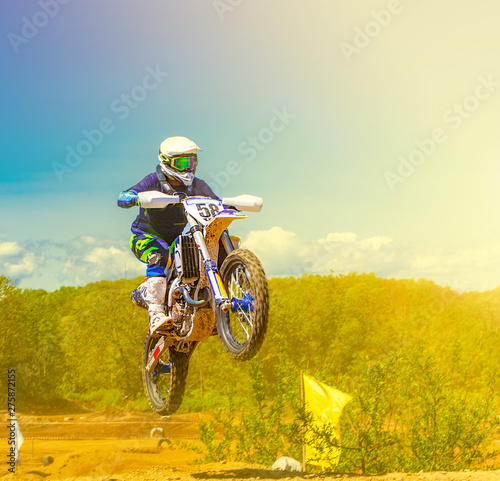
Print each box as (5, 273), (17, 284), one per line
(1, 405), (499, 481)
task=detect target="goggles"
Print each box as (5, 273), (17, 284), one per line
(159, 153), (198, 172)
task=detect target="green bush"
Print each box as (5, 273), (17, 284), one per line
(193, 348), (498, 474)
(308, 349), (499, 474)
(195, 356), (303, 465)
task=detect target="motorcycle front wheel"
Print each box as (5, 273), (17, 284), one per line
(142, 336), (194, 415)
(217, 248), (269, 361)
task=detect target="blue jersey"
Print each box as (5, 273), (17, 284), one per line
(118, 172), (218, 244)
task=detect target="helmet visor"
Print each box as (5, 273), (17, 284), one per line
(160, 153), (198, 172)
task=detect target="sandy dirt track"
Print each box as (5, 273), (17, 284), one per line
(2, 410), (499, 481)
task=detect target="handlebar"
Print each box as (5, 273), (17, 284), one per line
(138, 191), (180, 208)
(138, 191), (263, 212)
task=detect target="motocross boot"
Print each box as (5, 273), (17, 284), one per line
(141, 276), (173, 336)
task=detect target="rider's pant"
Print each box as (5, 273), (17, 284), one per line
(130, 233), (173, 277)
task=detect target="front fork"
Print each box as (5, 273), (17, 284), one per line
(187, 216), (233, 311)
(146, 225), (237, 373)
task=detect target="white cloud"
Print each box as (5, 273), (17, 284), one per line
(0, 242), (23, 257)
(243, 227), (302, 276)
(5, 252), (38, 277)
(242, 227), (500, 292)
(80, 235), (99, 245)
(84, 246), (128, 264)
(243, 228), (398, 278)
(359, 236), (393, 251)
(81, 246), (142, 280)
(1, 229), (498, 293)
(0, 236), (144, 291)
(325, 232), (357, 243)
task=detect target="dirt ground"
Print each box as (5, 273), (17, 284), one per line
(1, 408), (499, 481)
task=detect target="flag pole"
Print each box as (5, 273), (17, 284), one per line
(300, 370), (306, 473)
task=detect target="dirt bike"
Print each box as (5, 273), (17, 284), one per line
(131, 190), (269, 415)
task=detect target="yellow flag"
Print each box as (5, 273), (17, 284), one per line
(303, 373), (352, 470)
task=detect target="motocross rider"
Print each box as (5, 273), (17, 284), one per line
(117, 136), (218, 336)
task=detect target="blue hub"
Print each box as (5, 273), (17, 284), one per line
(153, 363), (171, 376)
(231, 293), (254, 313)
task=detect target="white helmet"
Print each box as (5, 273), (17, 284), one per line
(158, 136), (202, 187)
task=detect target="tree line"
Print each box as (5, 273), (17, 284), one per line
(0, 273), (499, 414)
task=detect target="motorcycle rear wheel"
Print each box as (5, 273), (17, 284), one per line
(142, 336), (194, 415)
(217, 248), (269, 361)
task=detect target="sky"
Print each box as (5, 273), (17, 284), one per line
(1, 0), (499, 292)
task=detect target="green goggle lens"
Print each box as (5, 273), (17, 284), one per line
(160, 153), (198, 171)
